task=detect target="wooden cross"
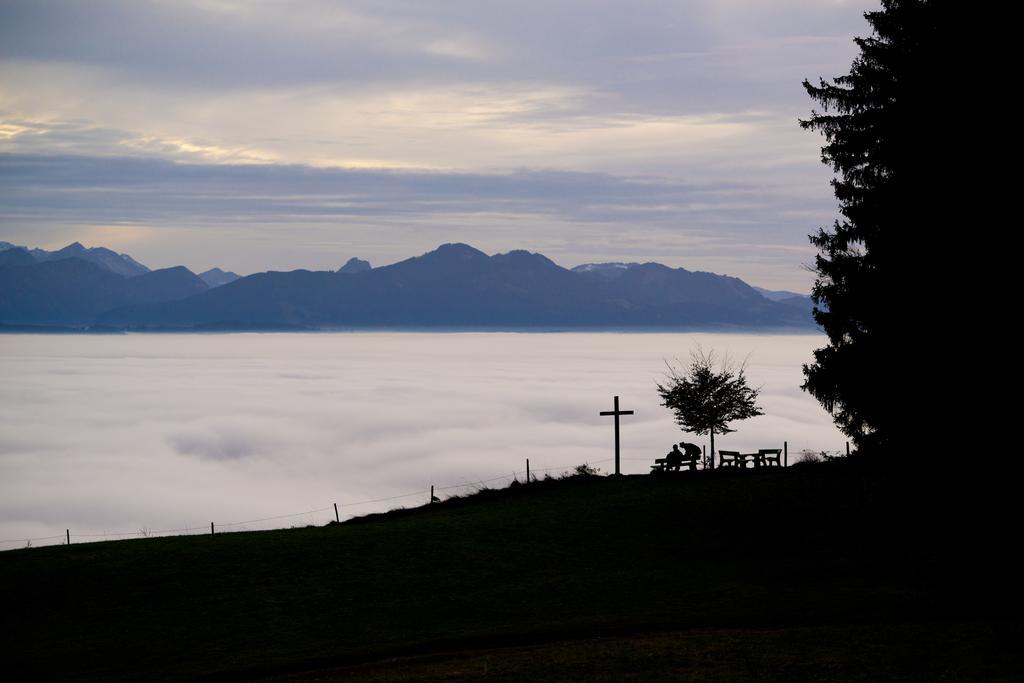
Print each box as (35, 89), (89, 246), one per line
(600, 395), (634, 476)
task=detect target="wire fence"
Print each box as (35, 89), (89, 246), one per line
(1, 441), (851, 552)
(0, 458), (616, 551)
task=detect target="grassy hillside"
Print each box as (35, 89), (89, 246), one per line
(1, 462), (1019, 681)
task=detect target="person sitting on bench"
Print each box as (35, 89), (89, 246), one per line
(665, 444), (685, 469)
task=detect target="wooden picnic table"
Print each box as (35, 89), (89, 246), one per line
(718, 449), (783, 469)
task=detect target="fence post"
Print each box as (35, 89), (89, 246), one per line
(334, 503), (340, 523)
(784, 441), (788, 467)
(846, 441), (850, 458)
(210, 522), (214, 536)
(526, 458), (530, 483)
(702, 444), (707, 469)
(66, 529), (70, 545)
(430, 485), (435, 504)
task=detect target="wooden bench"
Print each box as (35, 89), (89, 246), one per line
(718, 450), (743, 468)
(650, 456), (697, 473)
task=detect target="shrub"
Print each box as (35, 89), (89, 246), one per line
(568, 463), (601, 477)
(797, 450), (823, 464)
(797, 449), (844, 464)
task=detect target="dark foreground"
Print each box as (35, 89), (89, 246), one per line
(1, 462), (1019, 681)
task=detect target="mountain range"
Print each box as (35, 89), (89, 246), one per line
(0, 241), (150, 277)
(0, 240), (814, 330)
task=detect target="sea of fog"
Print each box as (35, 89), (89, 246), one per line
(0, 332), (844, 548)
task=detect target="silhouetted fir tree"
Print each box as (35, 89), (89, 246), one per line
(800, 0), (964, 459)
(800, 0), (1012, 617)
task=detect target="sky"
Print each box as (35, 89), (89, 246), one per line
(0, 332), (845, 547)
(0, 0), (873, 291)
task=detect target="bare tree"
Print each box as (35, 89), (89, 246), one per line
(657, 348), (763, 468)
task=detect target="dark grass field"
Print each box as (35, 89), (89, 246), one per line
(1, 462), (1019, 681)
(269, 622), (1024, 682)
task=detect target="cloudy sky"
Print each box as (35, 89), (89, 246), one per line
(0, 0), (872, 291)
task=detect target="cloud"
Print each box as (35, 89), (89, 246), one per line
(0, 331), (844, 547)
(0, 152), (831, 290)
(0, 1), (867, 96)
(1, 63), (822, 174)
(0, 1), (866, 174)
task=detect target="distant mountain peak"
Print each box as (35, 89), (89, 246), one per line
(573, 262), (638, 271)
(0, 246), (36, 268)
(14, 241), (151, 278)
(499, 249), (545, 259)
(753, 286), (810, 301)
(0, 260), (207, 325)
(47, 242), (88, 258)
(429, 243), (488, 259)
(572, 262), (641, 279)
(492, 249), (561, 270)
(338, 257), (371, 274)
(199, 267), (241, 288)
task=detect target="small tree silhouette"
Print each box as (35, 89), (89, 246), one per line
(657, 348), (763, 469)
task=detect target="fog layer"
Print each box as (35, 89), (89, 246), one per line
(0, 332), (843, 547)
